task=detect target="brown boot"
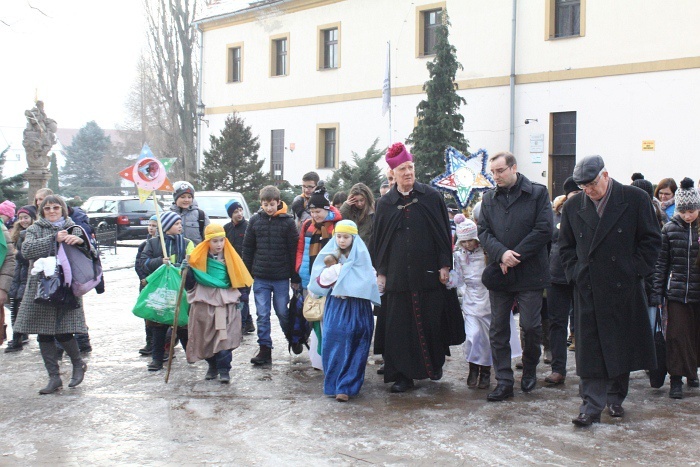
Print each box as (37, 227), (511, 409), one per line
(467, 363), (479, 388)
(478, 366), (491, 389)
(250, 345), (272, 365)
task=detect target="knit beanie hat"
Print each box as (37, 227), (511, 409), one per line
(160, 211), (182, 233)
(226, 200), (243, 218)
(308, 185), (330, 210)
(631, 179), (654, 199)
(563, 177), (579, 197)
(455, 214), (478, 241)
(471, 201), (482, 223)
(149, 214), (158, 221)
(173, 181), (195, 202)
(675, 178), (700, 212)
(386, 142), (413, 169)
(0, 200), (16, 219)
(17, 205), (37, 220)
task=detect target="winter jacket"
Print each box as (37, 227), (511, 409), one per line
(478, 173), (553, 292)
(14, 218), (93, 335)
(224, 219), (248, 256)
(9, 230), (28, 299)
(68, 206), (94, 239)
(140, 235), (195, 276)
(170, 201), (210, 245)
(295, 206), (341, 288)
(0, 224), (16, 294)
(549, 211), (568, 284)
(242, 201), (300, 282)
(651, 215), (700, 305)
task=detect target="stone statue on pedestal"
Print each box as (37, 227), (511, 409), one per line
(22, 101), (56, 201)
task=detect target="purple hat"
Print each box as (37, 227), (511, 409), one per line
(386, 143), (413, 170)
(0, 200), (16, 219)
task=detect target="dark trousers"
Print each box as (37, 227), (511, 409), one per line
(579, 373), (629, 415)
(489, 289), (543, 385)
(666, 301), (700, 378)
(151, 326), (188, 363)
(547, 283), (574, 375)
(206, 350), (233, 373)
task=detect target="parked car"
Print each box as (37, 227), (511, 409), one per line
(82, 196), (163, 240)
(192, 191), (251, 226)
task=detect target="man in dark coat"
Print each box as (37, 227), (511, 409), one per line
(559, 155), (661, 426)
(478, 151), (553, 401)
(372, 143), (464, 393)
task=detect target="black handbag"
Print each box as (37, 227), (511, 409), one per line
(34, 243), (78, 308)
(648, 307), (667, 388)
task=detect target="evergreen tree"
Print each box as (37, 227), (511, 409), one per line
(0, 145), (27, 206)
(324, 138), (384, 198)
(407, 10), (468, 181)
(62, 121), (113, 190)
(198, 113), (268, 209)
(48, 152), (59, 192)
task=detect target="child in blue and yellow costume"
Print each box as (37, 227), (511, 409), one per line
(186, 224), (253, 383)
(309, 220), (381, 401)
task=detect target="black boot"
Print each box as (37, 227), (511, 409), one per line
(205, 358), (218, 380)
(62, 338), (87, 388)
(244, 319), (255, 334)
(4, 333), (23, 353)
(478, 366), (491, 389)
(467, 363), (479, 388)
(38, 340), (63, 394)
(250, 346), (272, 365)
(139, 329), (153, 356)
(670, 376), (683, 399)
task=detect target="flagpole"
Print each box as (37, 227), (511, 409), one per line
(388, 40), (392, 144)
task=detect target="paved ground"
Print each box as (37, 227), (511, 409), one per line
(1, 259), (699, 465)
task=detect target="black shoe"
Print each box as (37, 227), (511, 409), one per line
(377, 364), (385, 375)
(390, 376), (415, 393)
(219, 372), (231, 384)
(430, 367), (443, 381)
(521, 374), (537, 393)
(572, 413), (600, 426)
(4, 340), (23, 353)
(244, 320), (256, 334)
(290, 342), (304, 355)
(79, 346), (92, 354)
(250, 346), (272, 365)
(687, 378), (699, 388)
(139, 345), (153, 356)
(608, 403), (624, 417)
(670, 380), (684, 399)
(205, 364), (218, 380)
(147, 360), (163, 371)
(467, 363), (479, 388)
(487, 384), (514, 402)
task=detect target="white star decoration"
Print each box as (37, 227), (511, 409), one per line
(431, 147), (495, 209)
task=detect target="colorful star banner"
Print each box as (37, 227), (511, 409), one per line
(119, 144), (176, 203)
(431, 147), (495, 209)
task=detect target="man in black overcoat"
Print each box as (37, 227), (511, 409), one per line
(372, 143), (464, 393)
(559, 155), (661, 426)
(478, 152), (553, 401)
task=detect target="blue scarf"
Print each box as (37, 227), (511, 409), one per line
(308, 233), (381, 306)
(50, 217), (66, 228)
(164, 234), (187, 266)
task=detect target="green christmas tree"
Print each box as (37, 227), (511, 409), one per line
(324, 138), (384, 198)
(407, 10), (469, 181)
(48, 152), (60, 193)
(0, 145), (27, 206)
(62, 121), (113, 191)
(198, 113), (268, 210)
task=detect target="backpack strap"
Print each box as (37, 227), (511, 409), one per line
(198, 209), (205, 239)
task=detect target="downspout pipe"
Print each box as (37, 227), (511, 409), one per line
(195, 22), (204, 172)
(509, 0), (517, 153)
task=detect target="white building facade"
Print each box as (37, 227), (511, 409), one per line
(196, 0), (700, 196)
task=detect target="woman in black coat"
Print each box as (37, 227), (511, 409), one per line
(651, 178), (700, 398)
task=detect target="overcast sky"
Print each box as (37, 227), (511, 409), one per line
(0, 0), (145, 131)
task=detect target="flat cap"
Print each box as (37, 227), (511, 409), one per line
(572, 155), (605, 184)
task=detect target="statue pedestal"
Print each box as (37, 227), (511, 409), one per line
(24, 169), (51, 204)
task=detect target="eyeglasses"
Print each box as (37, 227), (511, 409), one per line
(302, 185), (316, 190)
(577, 168), (606, 190)
(43, 206), (61, 212)
(492, 165), (513, 176)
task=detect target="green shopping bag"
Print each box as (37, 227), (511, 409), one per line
(132, 264), (189, 326)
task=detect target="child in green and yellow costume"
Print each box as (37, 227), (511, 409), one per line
(185, 224), (253, 383)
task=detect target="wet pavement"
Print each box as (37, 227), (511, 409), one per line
(1, 263), (699, 465)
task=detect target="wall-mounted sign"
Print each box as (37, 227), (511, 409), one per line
(642, 140), (655, 151)
(531, 153), (542, 164)
(530, 134), (544, 153)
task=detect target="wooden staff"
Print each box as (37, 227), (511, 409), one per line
(165, 255), (189, 383)
(152, 197), (168, 260)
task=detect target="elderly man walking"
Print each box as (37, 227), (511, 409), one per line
(478, 152), (552, 401)
(559, 155), (661, 426)
(372, 143), (464, 393)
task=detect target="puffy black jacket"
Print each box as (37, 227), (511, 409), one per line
(478, 173), (553, 291)
(651, 216), (700, 305)
(242, 202), (300, 282)
(224, 219), (248, 256)
(9, 231), (29, 299)
(549, 210), (567, 284)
